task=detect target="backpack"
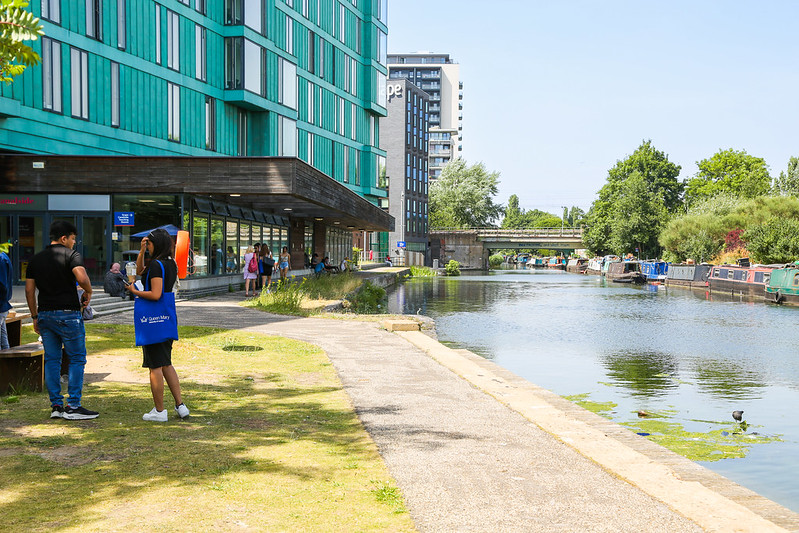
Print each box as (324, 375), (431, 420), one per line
(247, 254), (258, 273)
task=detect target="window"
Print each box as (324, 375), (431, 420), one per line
(155, 7), (161, 64)
(168, 10), (180, 71)
(179, 0), (190, 4)
(278, 58), (297, 109)
(225, 38), (242, 89)
(338, 3), (345, 41)
(343, 147), (349, 183)
(70, 48), (88, 119)
(285, 15), (293, 54)
(86, 0), (102, 40)
(378, 30), (387, 66)
(168, 82), (180, 141)
(205, 96), (216, 150)
(195, 26), (207, 81)
(41, 38), (62, 113)
(117, 0), (126, 49)
(354, 152), (359, 185)
(195, 0), (206, 15)
(278, 116), (297, 156)
(350, 102), (355, 140)
(318, 38), (325, 79)
(225, 0), (242, 24)
(306, 80), (314, 124)
(244, 0), (261, 33)
(237, 109), (247, 155)
(243, 40), (261, 94)
(302, 0), (308, 17)
(111, 61), (120, 127)
(344, 55), (350, 91)
(41, 0), (61, 23)
(355, 19), (361, 54)
(308, 31), (315, 74)
(337, 96), (344, 134)
(307, 131), (314, 164)
(350, 57), (357, 96)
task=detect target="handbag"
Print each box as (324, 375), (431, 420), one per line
(133, 260), (179, 347)
(264, 256), (276, 267)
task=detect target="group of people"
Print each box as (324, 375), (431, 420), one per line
(25, 222), (189, 422)
(310, 253), (352, 275)
(242, 243), (291, 297)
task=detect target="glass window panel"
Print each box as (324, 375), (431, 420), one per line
(239, 222), (251, 270)
(111, 61), (120, 126)
(117, 0), (126, 48)
(244, 39), (261, 94)
(226, 220), (239, 272)
(191, 211), (209, 277)
(244, 0), (261, 33)
(210, 217), (224, 275)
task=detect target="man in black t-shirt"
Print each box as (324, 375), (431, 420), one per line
(25, 221), (99, 420)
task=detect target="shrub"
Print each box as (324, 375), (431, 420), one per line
(410, 265), (436, 277)
(344, 281), (386, 314)
(488, 253), (504, 268)
(743, 217), (799, 264)
(256, 280), (304, 315)
(445, 260), (461, 276)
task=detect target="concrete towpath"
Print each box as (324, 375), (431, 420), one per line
(96, 293), (799, 532)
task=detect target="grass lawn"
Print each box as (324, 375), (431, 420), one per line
(0, 324), (414, 532)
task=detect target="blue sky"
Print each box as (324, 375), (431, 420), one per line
(388, 1), (799, 214)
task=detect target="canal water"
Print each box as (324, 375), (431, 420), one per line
(386, 268), (799, 512)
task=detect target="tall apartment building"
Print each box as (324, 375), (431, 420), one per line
(388, 52), (462, 180)
(0, 0), (391, 291)
(383, 78), (429, 262)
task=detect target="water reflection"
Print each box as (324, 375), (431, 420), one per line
(601, 350), (679, 397)
(690, 359), (767, 400)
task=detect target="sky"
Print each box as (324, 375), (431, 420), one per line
(387, 1), (799, 214)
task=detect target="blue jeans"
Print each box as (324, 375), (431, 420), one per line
(0, 310), (8, 350)
(38, 310), (87, 408)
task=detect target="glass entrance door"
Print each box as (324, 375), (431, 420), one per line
(16, 215), (44, 283)
(50, 214), (108, 283)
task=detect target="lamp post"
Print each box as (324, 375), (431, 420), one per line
(561, 206), (566, 235)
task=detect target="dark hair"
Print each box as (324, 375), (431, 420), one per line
(148, 228), (174, 261)
(49, 220), (77, 241)
(259, 246), (270, 258)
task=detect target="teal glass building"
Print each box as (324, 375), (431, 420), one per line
(0, 0), (391, 289)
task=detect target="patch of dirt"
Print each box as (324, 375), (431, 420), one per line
(36, 445), (98, 466)
(85, 353), (146, 385)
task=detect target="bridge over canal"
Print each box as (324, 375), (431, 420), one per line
(430, 228), (584, 270)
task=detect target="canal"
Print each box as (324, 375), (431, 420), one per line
(386, 268), (799, 512)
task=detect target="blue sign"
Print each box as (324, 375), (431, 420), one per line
(115, 212), (135, 226)
(397, 241), (406, 248)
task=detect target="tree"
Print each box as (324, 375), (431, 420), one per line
(609, 171), (668, 257)
(606, 140), (683, 212)
(500, 195), (562, 229)
(429, 159), (502, 229)
(774, 156), (799, 197)
(0, 0), (44, 83)
(684, 149), (772, 205)
(744, 218), (799, 264)
(583, 141), (682, 256)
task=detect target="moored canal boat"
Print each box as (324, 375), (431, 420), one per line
(765, 264), (799, 304)
(600, 255), (621, 277)
(586, 257), (603, 275)
(640, 260), (668, 283)
(530, 257), (546, 268)
(708, 262), (777, 297)
(566, 258), (588, 273)
(547, 257), (566, 270)
(606, 261), (645, 283)
(665, 263), (712, 289)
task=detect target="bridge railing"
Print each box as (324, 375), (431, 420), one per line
(431, 227), (583, 238)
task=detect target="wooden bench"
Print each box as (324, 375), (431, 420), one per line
(0, 343), (44, 394)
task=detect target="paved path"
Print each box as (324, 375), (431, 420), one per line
(97, 294), (797, 532)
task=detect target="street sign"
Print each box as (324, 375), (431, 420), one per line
(114, 212), (135, 226)
(397, 241), (406, 248)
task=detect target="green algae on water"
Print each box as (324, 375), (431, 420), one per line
(621, 419), (782, 462)
(563, 393), (617, 416)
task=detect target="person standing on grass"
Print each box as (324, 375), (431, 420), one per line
(278, 246), (291, 282)
(24, 221), (98, 420)
(127, 228), (189, 422)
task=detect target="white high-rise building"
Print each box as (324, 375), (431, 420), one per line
(388, 53), (462, 180)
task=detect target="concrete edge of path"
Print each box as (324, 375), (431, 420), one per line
(395, 330), (799, 533)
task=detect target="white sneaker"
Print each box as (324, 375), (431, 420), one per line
(175, 403), (190, 419)
(142, 407), (168, 422)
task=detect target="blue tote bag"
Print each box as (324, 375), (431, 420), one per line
(134, 260), (179, 346)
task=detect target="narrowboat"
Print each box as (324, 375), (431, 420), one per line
(566, 258), (588, 273)
(530, 257), (546, 268)
(586, 257), (603, 275)
(547, 257), (566, 270)
(606, 261), (645, 283)
(600, 255), (621, 277)
(665, 263), (712, 289)
(639, 260), (669, 283)
(708, 262), (777, 297)
(765, 264), (799, 304)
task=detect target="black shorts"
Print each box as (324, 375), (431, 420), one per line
(142, 339), (173, 368)
(263, 265), (273, 276)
